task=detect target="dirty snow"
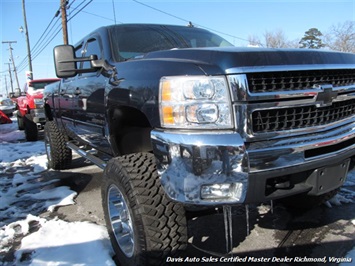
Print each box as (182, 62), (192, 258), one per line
(0, 120), (114, 265)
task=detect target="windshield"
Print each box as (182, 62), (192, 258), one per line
(28, 82), (52, 91)
(26, 80), (59, 93)
(109, 25), (233, 61)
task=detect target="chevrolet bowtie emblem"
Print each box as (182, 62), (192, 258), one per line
(315, 84), (337, 107)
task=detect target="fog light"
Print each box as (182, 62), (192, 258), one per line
(201, 183), (244, 200)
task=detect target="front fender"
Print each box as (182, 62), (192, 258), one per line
(16, 97), (28, 116)
(106, 58), (210, 128)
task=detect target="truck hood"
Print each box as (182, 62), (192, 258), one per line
(144, 47), (355, 75)
(28, 89), (44, 99)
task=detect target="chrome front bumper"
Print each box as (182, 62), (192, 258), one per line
(151, 121), (355, 205)
(30, 108), (46, 124)
(151, 131), (248, 205)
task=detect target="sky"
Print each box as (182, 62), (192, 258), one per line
(0, 0), (354, 96)
(0, 117), (355, 264)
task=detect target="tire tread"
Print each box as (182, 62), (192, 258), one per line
(103, 152), (187, 265)
(45, 121), (72, 170)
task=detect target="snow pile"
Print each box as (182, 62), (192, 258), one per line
(0, 119), (114, 265)
(0, 135), (77, 226)
(15, 216), (113, 266)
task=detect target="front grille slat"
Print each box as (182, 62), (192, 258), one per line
(248, 69), (355, 93)
(252, 99), (355, 133)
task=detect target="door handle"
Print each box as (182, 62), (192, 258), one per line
(74, 87), (81, 95)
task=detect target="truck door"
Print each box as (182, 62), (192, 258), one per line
(72, 37), (109, 152)
(57, 44), (83, 134)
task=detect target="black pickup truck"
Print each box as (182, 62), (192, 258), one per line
(44, 24), (355, 265)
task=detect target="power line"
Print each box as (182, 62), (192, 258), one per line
(17, 23), (62, 73)
(81, 11), (115, 22)
(67, 0), (77, 9)
(19, 10), (59, 59)
(132, 0), (262, 46)
(17, 16), (61, 71)
(17, 0), (93, 71)
(67, 0), (93, 23)
(132, 0), (190, 25)
(16, 8), (61, 72)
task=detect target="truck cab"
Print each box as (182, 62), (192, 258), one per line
(17, 78), (60, 141)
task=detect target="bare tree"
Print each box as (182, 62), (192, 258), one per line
(264, 29), (289, 48)
(248, 29), (299, 48)
(324, 21), (355, 53)
(247, 34), (262, 47)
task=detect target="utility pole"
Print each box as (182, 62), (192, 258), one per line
(4, 63), (14, 93)
(2, 41), (20, 90)
(22, 0), (33, 80)
(4, 75), (9, 96)
(61, 0), (69, 44)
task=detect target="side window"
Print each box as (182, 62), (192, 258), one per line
(82, 38), (101, 72)
(75, 44), (83, 70)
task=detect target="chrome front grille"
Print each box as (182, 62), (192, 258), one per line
(247, 69), (355, 93)
(252, 99), (355, 133)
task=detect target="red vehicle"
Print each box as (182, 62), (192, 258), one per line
(17, 78), (60, 141)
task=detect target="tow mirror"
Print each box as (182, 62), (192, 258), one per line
(14, 88), (21, 98)
(53, 45), (77, 78)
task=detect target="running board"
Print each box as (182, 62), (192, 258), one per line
(66, 141), (107, 169)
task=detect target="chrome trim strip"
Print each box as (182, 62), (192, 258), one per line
(225, 64), (355, 75)
(247, 121), (355, 173)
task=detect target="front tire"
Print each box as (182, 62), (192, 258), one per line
(44, 121), (72, 170)
(102, 153), (187, 266)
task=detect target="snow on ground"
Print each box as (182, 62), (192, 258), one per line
(0, 119), (114, 265)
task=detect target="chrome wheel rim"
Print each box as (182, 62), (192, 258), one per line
(44, 133), (52, 165)
(107, 184), (135, 257)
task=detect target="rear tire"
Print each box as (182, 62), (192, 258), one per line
(17, 114), (24, 130)
(44, 121), (72, 170)
(102, 153), (187, 266)
(24, 114), (38, 141)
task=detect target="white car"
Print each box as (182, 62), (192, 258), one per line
(0, 97), (16, 117)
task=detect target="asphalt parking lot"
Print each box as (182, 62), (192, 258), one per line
(44, 155), (355, 265)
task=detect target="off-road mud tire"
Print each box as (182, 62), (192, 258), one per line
(44, 121), (72, 170)
(17, 114), (24, 130)
(102, 153), (187, 266)
(24, 114), (38, 141)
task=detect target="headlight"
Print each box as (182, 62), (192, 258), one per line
(159, 76), (233, 129)
(34, 98), (44, 108)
